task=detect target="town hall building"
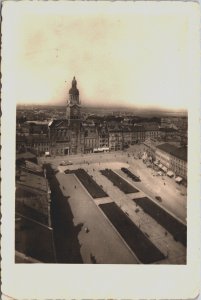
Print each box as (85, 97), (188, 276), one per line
(48, 77), (84, 155)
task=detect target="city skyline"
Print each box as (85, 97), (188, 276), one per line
(3, 1), (195, 110)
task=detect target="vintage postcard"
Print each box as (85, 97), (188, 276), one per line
(1, 1), (200, 299)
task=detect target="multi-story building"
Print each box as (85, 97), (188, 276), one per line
(144, 124), (160, 140)
(159, 127), (179, 141)
(108, 125), (123, 151)
(170, 148), (187, 180)
(161, 116), (188, 131)
(26, 135), (50, 155)
(97, 124), (109, 149)
(16, 135), (27, 153)
(131, 125), (146, 144)
(48, 119), (71, 155)
(16, 122), (30, 136)
(143, 139), (158, 160)
(83, 123), (98, 153)
(16, 134), (50, 155)
(122, 126), (132, 147)
(155, 143), (187, 179)
(16, 121), (49, 136)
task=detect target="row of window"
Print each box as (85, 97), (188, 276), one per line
(85, 138), (97, 146)
(29, 143), (49, 148)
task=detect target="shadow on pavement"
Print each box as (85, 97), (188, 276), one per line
(44, 163), (83, 263)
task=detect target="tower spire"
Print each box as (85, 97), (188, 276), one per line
(72, 76), (77, 88)
(66, 76), (81, 124)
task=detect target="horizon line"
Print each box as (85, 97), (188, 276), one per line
(16, 103), (187, 112)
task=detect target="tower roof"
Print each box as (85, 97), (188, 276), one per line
(69, 76), (79, 95)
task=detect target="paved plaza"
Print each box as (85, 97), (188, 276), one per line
(56, 172), (138, 264)
(40, 145), (187, 264)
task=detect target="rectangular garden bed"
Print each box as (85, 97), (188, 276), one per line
(67, 168), (108, 199)
(133, 197), (187, 246)
(121, 167), (141, 182)
(99, 202), (165, 264)
(100, 169), (138, 194)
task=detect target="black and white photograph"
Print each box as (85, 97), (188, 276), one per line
(2, 1), (200, 299)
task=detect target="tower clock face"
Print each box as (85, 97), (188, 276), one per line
(72, 106), (78, 116)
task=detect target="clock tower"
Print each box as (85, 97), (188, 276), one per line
(66, 76), (81, 125)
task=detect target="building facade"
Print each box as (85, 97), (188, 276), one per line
(108, 125), (123, 151)
(155, 143), (187, 179)
(131, 125), (146, 144)
(144, 124), (160, 140)
(83, 123), (98, 153)
(97, 124), (109, 149)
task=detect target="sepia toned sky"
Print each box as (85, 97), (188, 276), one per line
(2, 1), (199, 110)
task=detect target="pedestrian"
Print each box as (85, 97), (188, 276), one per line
(74, 185), (76, 189)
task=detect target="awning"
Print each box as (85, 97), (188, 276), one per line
(167, 171), (174, 177)
(162, 166), (167, 172)
(175, 176), (183, 183)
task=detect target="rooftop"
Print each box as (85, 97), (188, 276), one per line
(16, 170), (51, 226)
(26, 121), (49, 125)
(49, 119), (69, 129)
(16, 151), (37, 160)
(15, 214), (56, 263)
(24, 160), (43, 174)
(132, 125), (145, 132)
(156, 143), (187, 161)
(18, 170), (48, 193)
(160, 127), (177, 132)
(144, 124), (160, 131)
